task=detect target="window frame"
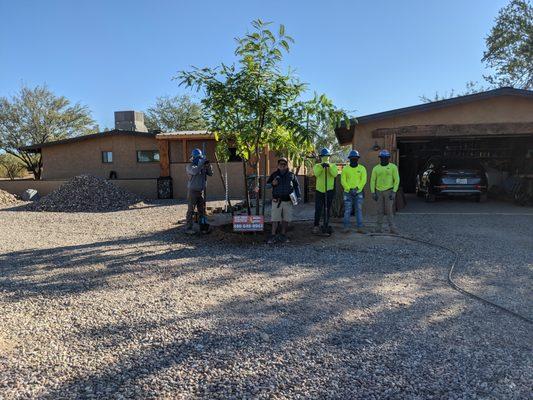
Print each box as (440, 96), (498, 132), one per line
(101, 151), (113, 164)
(136, 150), (160, 163)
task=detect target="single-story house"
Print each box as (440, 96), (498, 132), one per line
(15, 111), (285, 200)
(335, 87), (533, 208)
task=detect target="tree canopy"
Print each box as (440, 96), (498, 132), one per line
(177, 20), (349, 213)
(482, 0), (533, 89)
(0, 153), (26, 180)
(0, 85), (95, 179)
(144, 94), (207, 132)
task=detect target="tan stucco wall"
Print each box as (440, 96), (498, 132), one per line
(348, 95), (533, 215)
(0, 180), (65, 197)
(41, 135), (160, 180)
(0, 179), (158, 199)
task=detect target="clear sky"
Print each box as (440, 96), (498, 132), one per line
(0, 0), (508, 129)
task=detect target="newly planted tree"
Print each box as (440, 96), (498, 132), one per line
(178, 20), (348, 214)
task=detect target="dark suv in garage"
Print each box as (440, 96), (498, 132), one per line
(416, 157), (488, 202)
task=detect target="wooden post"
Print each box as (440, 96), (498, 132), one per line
(264, 144), (270, 176)
(384, 132), (398, 164)
(182, 139), (188, 162)
(157, 139), (170, 177)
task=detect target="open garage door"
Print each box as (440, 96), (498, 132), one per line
(398, 135), (533, 193)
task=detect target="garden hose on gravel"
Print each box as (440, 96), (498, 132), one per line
(369, 233), (533, 325)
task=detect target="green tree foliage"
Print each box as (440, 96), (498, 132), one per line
(144, 94), (207, 132)
(419, 81), (487, 103)
(482, 0), (533, 89)
(313, 124), (350, 164)
(0, 85), (95, 179)
(0, 153), (26, 180)
(178, 20), (348, 213)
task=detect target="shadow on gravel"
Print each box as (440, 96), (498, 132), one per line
(2, 223), (532, 399)
(0, 228), (189, 300)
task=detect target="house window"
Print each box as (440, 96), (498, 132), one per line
(137, 150), (160, 163)
(102, 151), (113, 163)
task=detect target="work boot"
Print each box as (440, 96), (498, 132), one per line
(342, 227), (350, 234)
(356, 228), (365, 234)
(280, 234), (290, 243)
(312, 226), (320, 234)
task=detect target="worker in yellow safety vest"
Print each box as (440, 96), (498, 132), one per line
(312, 148), (338, 234)
(341, 149), (367, 233)
(370, 149), (400, 234)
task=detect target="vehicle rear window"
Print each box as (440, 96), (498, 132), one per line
(440, 159), (481, 169)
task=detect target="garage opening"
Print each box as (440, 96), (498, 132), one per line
(398, 135), (533, 194)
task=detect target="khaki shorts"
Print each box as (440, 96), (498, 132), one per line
(271, 199), (293, 222)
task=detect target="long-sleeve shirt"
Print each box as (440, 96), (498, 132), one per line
(341, 164), (367, 193)
(186, 159), (213, 191)
(370, 163), (400, 193)
(313, 162), (338, 193)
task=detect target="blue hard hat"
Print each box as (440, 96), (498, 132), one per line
(319, 148), (331, 157)
(191, 148), (203, 158)
(378, 149), (391, 158)
(348, 149), (360, 159)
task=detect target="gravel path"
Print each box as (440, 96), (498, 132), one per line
(0, 199), (531, 399)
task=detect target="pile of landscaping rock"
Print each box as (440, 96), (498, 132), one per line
(0, 189), (20, 207)
(27, 175), (142, 212)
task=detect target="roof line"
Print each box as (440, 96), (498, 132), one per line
(352, 87), (532, 125)
(19, 129), (156, 151)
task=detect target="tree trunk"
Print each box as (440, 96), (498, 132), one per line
(214, 152), (232, 209)
(262, 152), (267, 216)
(254, 161), (260, 215)
(35, 155), (42, 180)
(242, 159), (251, 215)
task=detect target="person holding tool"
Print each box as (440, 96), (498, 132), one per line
(341, 149), (367, 233)
(184, 148), (213, 235)
(266, 157), (301, 244)
(312, 148), (338, 235)
(370, 149), (400, 234)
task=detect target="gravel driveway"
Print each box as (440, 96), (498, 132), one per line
(0, 198), (531, 399)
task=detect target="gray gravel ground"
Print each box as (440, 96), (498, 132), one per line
(0, 198), (531, 399)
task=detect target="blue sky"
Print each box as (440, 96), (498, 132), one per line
(0, 0), (507, 129)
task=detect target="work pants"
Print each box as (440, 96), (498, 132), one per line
(186, 190), (206, 227)
(314, 190), (335, 227)
(376, 189), (396, 230)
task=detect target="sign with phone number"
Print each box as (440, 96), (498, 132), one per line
(233, 215), (264, 232)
